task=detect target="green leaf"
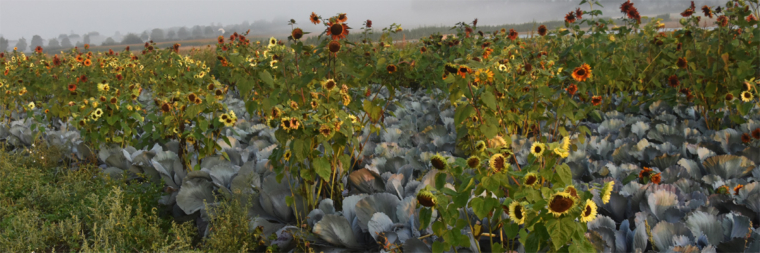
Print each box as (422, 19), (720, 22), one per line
(454, 104), (475, 125)
(106, 116), (118, 126)
(313, 157), (332, 180)
(482, 176), (500, 193)
(419, 207), (432, 229)
(469, 197), (488, 219)
(555, 164), (572, 187)
(293, 139), (305, 162)
(481, 90), (497, 110)
(547, 216), (574, 250)
(199, 119), (209, 132)
(112, 136), (123, 143)
(525, 223), (549, 253)
(435, 172), (447, 190)
(259, 70), (274, 88)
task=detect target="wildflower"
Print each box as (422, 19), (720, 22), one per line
(508, 29), (518, 40)
(571, 64), (592, 82)
(741, 91), (753, 102)
(489, 154), (507, 172)
(523, 172), (538, 187)
(310, 12), (321, 24)
(547, 192), (575, 217)
(564, 185), (579, 199)
(328, 40), (341, 54)
(97, 83), (110, 92)
(27, 102), (36, 110)
(580, 199), (598, 222)
(466, 156), (481, 169)
(281, 117), (292, 131)
(327, 21), (350, 40)
(83, 59), (92, 67)
(284, 150), (292, 161)
(68, 84), (77, 92)
(35, 46), (43, 54)
(651, 173), (662, 184)
(565, 12), (576, 23)
(668, 75), (680, 87)
(387, 64), (398, 74)
(319, 124), (332, 137)
(430, 154), (448, 170)
(93, 108), (104, 117)
(752, 128), (760, 139)
(457, 65), (472, 78)
(474, 69), (494, 84)
(576, 8), (584, 19)
(717, 16), (729, 27)
(566, 84), (578, 96)
(417, 190), (436, 207)
(601, 181), (614, 204)
(498, 64), (507, 72)
(508, 201), (526, 225)
(676, 57), (688, 69)
(322, 79), (337, 91)
(702, 6), (713, 18)
(530, 142), (546, 157)
(475, 140), (486, 152)
(591, 96), (602, 106)
(537, 25), (548, 36)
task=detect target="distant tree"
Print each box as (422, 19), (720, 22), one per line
(30, 35), (44, 50)
(167, 30), (176, 40)
(121, 33), (143, 44)
(83, 34), (90, 45)
(0, 37), (8, 51)
(61, 37), (73, 48)
(58, 34), (68, 41)
(88, 31), (99, 36)
(150, 28), (165, 42)
(177, 27), (190, 40)
(75, 42), (84, 48)
(48, 38), (60, 48)
(15, 38), (27, 52)
(204, 26), (215, 37)
(140, 31), (149, 41)
(192, 25), (203, 39)
(68, 34), (81, 39)
(102, 37), (117, 46)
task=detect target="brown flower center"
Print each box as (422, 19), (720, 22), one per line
(514, 205), (523, 219)
(549, 195), (574, 214)
(583, 205), (592, 216)
(330, 24), (344, 36)
(525, 175), (537, 185)
(431, 157), (446, 170)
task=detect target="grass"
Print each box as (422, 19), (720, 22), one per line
(0, 139), (264, 252)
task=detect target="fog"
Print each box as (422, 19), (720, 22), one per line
(1, 0), (725, 48)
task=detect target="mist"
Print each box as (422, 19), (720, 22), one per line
(1, 0), (725, 49)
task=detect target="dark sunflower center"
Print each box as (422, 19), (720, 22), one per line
(514, 205), (523, 219)
(467, 158), (480, 168)
(576, 69), (586, 76)
(744, 93), (751, 98)
(431, 157), (446, 170)
(226, 118), (233, 124)
(549, 196), (574, 213)
(494, 157), (505, 169)
(326, 81), (336, 89)
(459, 67), (467, 73)
(329, 41), (341, 52)
(534, 146), (542, 153)
(525, 175), (537, 185)
(330, 24), (344, 36)
(387, 65), (396, 72)
(221, 114), (229, 120)
(283, 120), (291, 128)
(584, 205), (592, 216)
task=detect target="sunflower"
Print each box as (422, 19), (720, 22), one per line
(580, 199), (598, 223)
(725, 93), (734, 102)
(508, 29), (518, 41)
(741, 91), (754, 102)
(639, 167), (653, 179)
(284, 150), (292, 162)
(219, 113), (230, 124)
(420, 47), (427, 53)
(575, 8), (584, 19)
(554, 147), (569, 158)
(430, 154), (448, 170)
(310, 12), (321, 25)
(386, 64), (398, 74)
(83, 59), (92, 67)
(601, 181), (614, 204)
(336, 13), (347, 23)
(547, 192), (575, 217)
(530, 142), (546, 157)
(752, 128), (760, 139)
(310, 100), (319, 109)
(537, 25), (548, 36)
(564, 185), (580, 199)
(668, 75), (680, 87)
(27, 102), (36, 110)
(681, 8), (694, 17)
(701, 5), (713, 18)
(187, 93), (197, 103)
(319, 124), (332, 137)
(348, 115), (358, 124)
(94, 108), (104, 117)
(457, 65), (472, 78)
(717, 15), (729, 27)
(328, 40), (341, 54)
(99, 96), (107, 102)
(566, 84), (578, 96)
(291, 28), (304, 40)
(651, 173), (662, 184)
(489, 154), (507, 172)
(475, 140), (486, 152)
(743, 81), (753, 91)
(508, 201), (526, 225)
(327, 22), (350, 40)
(466, 156), (481, 169)
(194, 97), (202, 105)
(281, 117), (292, 131)
(565, 12), (576, 23)
(523, 172), (539, 187)
(35, 46), (43, 54)
(341, 93), (351, 106)
(716, 185), (730, 194)
(676, 57), (688, 69)
(68, 83), (77, 92)
(474, 69), (494, 84)
(417, 190), (437, 207)
(109, 97), (117, 104)
(322, 79), (337, 91)
(591, 96), (602, 106)
(267, 37), (277, 49)
(498, 64), (507, 72)
(571, 64), (592, 82)
(290, 117), (300, 130)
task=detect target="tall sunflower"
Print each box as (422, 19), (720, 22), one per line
(547, 192), (575, 217)
(508, 201), (526, 225)
(580, 199), (598, 222)
(571, 64), (592, 82)
(601, 181), (614, 204)
(530, 142), (546, 157)
(327, 22), (350, 40)
(523, 173), (539, 187)
(430, 154), (448, 171)
(489, 154), (507, 172)
(310, 12), (321, 25)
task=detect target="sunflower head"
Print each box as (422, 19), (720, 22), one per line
(564, 185), (579, 199)
(566, 84), (578, 96)
(310, 12), (321, 24)
(281, 117), (292, 130)
(547, 192), (575, 217)
(489, 154), (508, 172)
(676, 57), (688, 69)
(508, 201), (526, 225)
(466, 156), (481, 169)
(430, 154), (448, 171)
(270, 106), (282, 118)
(417, 190), (437, 207)
(291, 28), (304, 40)
(328, 40), (341, 53)
(475, 140), (486, 152)
(741, 91), (754, 102)
(284, 150), (292, 162)
(322, 79), (337, 91)
(387, 64), (398, 74)
(523, 172), (539, 187)
(601, 181), (614, 204)
(580, 199), (598, 223)
(537, 25), (548, 36)
(752, 128), (760, 139)
(530, 142), (546, 157)
(571, 64), (592, 82)
(651, 173), (662, 184)
(742, 133), (752, 143)
(668, 75), (680, 87)
(290, 118), (300, 130)
(319, 124), (332, 137)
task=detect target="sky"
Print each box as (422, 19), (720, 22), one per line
(0, 0), (725, 41)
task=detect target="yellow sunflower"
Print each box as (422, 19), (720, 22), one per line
(580, 199), (598, 223)
(466, 156), (481, 169)
(508, 201), (526, 225)
(601, 181), (614, 204)
(430, 154), (448, 171)
(523, 172), (539, 187)
(741, 91), (754, 102)
(564, 185), (580, 199)
(281, 117), (292, 131)
(284, 150), (292, 162)
(547, 192), (576, 217)
(530, 142), (546, 157)
(488, 153), (507, 172)
(321, 79), (337, 91)
(475, 140), (487, 152)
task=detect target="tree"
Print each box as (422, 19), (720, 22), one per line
(177, 27), (189, 40)
(83, 34), (90, 45)
(204, 26), (215, 37)
(68, 34), (80, 39)
(15, 38), (27, 52)
(0, 37), (8, 51)
(30, 35), (44, 50)
(140, 31), (149, 41)
(61, 37), (73, 48)
(166, 30), (176, 40)
(121, 33), (143, 44)
(102, 37), (116, 46)
(150, 28), (165, 42)
(48, 38), (60, 48)
(58, 34), (68, 41)
(192, 25), (203, 38)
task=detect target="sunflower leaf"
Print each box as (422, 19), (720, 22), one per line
(554, 164), (572, 187)
(481, 91), (496, 110)
(312, 156), (331, 180)
(258, 70), (274, 88)
(547, 216), (574, 250)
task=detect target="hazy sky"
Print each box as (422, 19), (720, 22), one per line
(0, 0), (723, 41)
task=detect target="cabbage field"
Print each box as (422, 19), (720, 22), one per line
(2, 0), (760, 252)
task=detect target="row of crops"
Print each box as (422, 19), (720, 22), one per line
(2, 0), (760, 252)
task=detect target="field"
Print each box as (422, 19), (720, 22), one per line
(2, 0), (760, 252)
